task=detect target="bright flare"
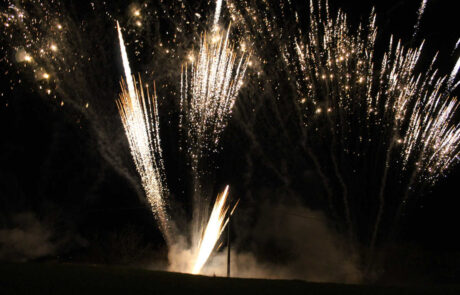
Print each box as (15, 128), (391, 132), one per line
(117, 22), (136, 100)
(192, 185), (231, 274)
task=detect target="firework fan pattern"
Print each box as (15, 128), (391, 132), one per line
(227, 0), (460, 253)
(116, 22), (171, 243)
(180, 27), (250, 171)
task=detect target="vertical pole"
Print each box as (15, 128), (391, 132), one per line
(227, 216), (231, 277)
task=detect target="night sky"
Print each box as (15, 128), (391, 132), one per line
(0, 0), (459, 284)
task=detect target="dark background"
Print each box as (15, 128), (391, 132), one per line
(0, 0), (459, 284)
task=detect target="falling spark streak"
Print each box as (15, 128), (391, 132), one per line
(455, 38), (460, 52)
(413, 0), (428, 39)
(448, 56), (460, 91)
(192, 185), (231, 274)
(116, 22), (171, 243)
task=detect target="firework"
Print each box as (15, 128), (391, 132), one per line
(3, 0), (458, 278)
(180, 26), (249, 170)
(192, 185), (231, 274)
(0, 1), (161, 205)
(116, 23), (171, 243)
(227, 0), (460, 255)
(284, 1), (459, 185)
(179, 1), (249, 272)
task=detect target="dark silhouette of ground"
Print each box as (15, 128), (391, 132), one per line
(1, 262), (459, 295)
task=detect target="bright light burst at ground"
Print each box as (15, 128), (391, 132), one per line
(192, 185), (231, 274)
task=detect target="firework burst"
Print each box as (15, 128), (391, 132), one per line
(3, 0), (459, 278)
(0, 0), (163, 206)
(282, 0), (460, 208)
(116, 23), (171, 243)
(227, 0), (460, 258)
(180, 26), (250, 170)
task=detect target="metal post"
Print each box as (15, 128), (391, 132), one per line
(227, 215), (231, 277)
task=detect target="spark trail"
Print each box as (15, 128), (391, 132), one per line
(213, 0), (224, 29)
(116, 22), (171, 244)
(413, 0), (428, 39)
(117, 22), (136, 100)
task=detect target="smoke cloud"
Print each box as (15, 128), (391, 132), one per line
(0, 213), (56, 262)
(164, 199), (362, 283)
